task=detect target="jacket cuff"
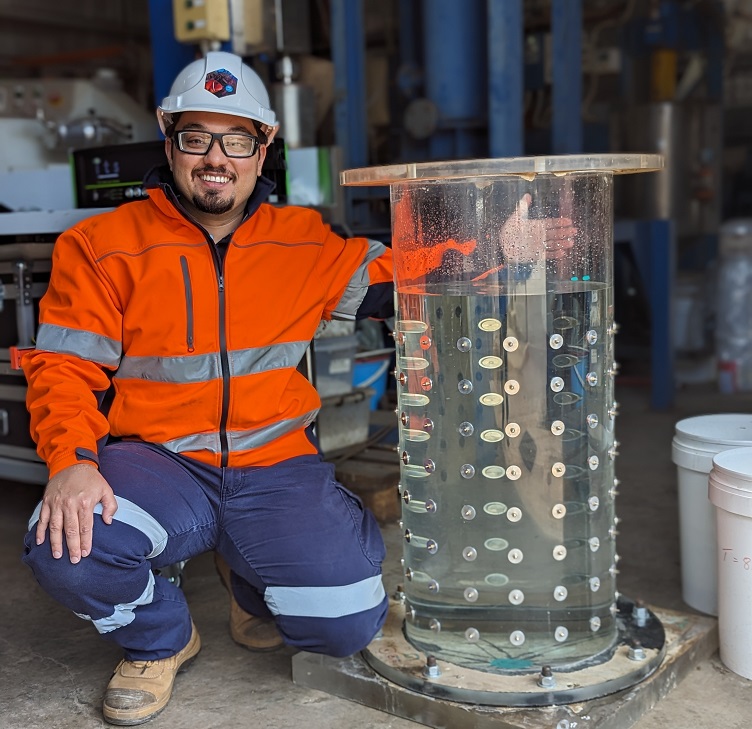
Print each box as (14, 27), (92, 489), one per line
(46, 449), (100, 479)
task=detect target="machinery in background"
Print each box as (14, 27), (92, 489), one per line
(0, 70), (159, 211)
(70, 137), (288, 208)
(0, 209), (111, 484)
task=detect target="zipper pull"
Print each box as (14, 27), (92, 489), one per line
(218, 275), (224, 292)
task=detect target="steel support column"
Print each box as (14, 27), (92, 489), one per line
(551, 0), (583, 153)
(488, 0), (524, 157)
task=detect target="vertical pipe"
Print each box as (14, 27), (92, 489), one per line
(148, 0), (197, 121)
(422, 0), (486, 159)
(551, 0), (582, 153)
(647, 218), (676, 410)
(398, 0), (420, 75)
(330, 0), (368, 169)
(488, 0), (523, 157)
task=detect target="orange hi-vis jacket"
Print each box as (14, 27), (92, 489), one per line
(22, 174), (394, 478)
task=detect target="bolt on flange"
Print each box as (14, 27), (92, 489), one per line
(422, 655), (441, 678)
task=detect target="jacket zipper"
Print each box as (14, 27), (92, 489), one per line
(213, 248), (231, 467)
(179, 256), (195, 353)
(167, 192), (233, 467)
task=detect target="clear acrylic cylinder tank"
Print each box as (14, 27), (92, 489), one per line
(342, 155), (665, 703)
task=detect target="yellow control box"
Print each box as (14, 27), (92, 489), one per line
(173, 0), (230, 43)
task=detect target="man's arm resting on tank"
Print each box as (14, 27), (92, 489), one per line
(35, 463), (118, 564)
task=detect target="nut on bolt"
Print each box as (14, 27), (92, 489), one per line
(537, 665), (556, 688)
(632, 599), (648, 627)
(422, 655), (441, 678)
(628, 639), (647, 661)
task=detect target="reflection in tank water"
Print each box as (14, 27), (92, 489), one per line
(396, 280), (619, 673)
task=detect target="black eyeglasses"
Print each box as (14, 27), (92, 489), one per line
(175, 130), (261, 158)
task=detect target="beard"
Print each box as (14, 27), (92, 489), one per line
(191, 189), (235, 215)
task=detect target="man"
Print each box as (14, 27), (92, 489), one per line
(21, 52), (393, 726)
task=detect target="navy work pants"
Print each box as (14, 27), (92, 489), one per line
(23, 442), (388, 661)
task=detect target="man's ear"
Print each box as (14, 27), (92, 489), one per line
(256, 144), (267, 178)
(164, 137), (173, 170)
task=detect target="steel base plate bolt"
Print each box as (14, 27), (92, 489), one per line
(633, 599), (649, 627)
(537, 665), (556, 688)
(628, 639), (647, 661)
(423, 655), (441, 678)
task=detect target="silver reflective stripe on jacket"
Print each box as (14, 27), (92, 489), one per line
(114, 341), (309, 383)
(332, 239), (387, 320)
(36, 323), (122, 368)
(160, 409), (319, 455)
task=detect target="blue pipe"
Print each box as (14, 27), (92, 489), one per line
(148, 0), (198, 123)
(552, 0), (583, 153)
(330, 0), (368, 170)
(422, 0), (486, 159)
(488, 0), (524, 157)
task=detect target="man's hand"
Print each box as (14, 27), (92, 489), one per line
(500, 193), (578, 261)
(36, 463), (118, 563)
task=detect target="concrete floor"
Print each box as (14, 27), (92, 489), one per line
(3, 382), (752, 728)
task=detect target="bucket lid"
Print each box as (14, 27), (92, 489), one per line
(712, 447), (752, 485)
(709, 447), (752, 517)
(675, 414), (752, 447)
(672, 414), (752, 470)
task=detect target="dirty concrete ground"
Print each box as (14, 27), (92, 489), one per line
(2, 382), (752, 729)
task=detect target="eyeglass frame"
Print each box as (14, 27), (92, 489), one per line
(173, 129), (262, 158)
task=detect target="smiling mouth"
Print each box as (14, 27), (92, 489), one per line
(196, 171), (233, 184)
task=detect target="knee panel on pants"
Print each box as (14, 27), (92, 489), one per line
(278, 597), (388, 657)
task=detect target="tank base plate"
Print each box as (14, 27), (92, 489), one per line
(292, 600), (717, 728)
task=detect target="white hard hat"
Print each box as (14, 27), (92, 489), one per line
(157, 51), (278, 143)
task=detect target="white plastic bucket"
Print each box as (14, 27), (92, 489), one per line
(672, 414), (752, 615)
(709, 447), (752, 679)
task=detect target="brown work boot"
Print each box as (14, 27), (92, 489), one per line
(214, 552), (284, 652)
(102, 622), (201, 726)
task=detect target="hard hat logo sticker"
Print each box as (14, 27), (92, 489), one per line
(204, 69), (237, 98)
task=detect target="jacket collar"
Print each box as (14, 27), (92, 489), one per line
(143, 163), (275, 225)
